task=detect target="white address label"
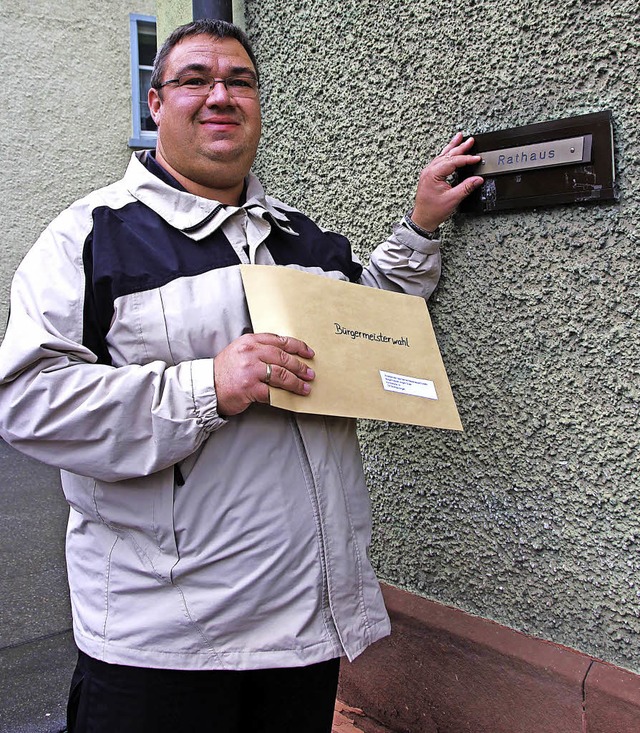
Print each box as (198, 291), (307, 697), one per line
(380, 370), (438, 400)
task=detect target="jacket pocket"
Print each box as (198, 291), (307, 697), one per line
(89, 466), (179, 584)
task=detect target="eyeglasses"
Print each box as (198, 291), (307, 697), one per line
(158, 73), (259, 99)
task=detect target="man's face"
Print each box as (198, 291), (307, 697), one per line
(148, 35), (261, 197)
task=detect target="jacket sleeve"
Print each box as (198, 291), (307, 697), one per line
(359, 223), (442, 299)
(0, 220), (225, 483)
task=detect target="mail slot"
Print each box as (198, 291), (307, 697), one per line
(458, 111), (616, 214)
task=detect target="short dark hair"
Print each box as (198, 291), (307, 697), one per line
(150, 19), (259, 89)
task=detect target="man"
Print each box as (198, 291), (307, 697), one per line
(0, 19), (482, 733)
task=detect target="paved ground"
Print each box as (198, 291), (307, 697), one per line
(0, 440), (74, 733)
(333, 702), (394, 733)
(0, 440), (382, 733)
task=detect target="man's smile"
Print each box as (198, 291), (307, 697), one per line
(198, 116), (241, 132)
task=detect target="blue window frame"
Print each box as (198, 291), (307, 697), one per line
(129, 14), (157, 148)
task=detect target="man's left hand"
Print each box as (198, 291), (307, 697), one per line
(410, 132), (484, 233)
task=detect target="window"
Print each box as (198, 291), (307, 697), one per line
(129, 14), (157, 148)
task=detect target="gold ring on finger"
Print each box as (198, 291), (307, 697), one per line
(265, 363), (272, 385)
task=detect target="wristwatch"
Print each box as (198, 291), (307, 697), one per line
(402, 210), (440, 240)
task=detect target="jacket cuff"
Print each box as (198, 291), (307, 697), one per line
(191, 358), (227, 431)
(392, 222), (441, 255)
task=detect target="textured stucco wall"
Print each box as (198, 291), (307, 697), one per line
(246, 0), (640, 671)
(156, 0), (190, 44)
(0, 0), (156, 329)
(156, 0), (245, 44)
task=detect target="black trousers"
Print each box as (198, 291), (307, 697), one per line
(67, 651), (340, 733)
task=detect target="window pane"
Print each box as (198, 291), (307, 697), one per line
(139, 68), (156, 132)
(138, 21), (157, 66)
(130, 15), (158, 143)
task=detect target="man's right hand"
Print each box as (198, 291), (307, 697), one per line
(214, 333), (316, 416)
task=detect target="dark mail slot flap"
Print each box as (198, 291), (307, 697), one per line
(458, 111), (616, 214)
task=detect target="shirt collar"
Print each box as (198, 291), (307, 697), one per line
(127, 151), (293, 239)
(142, 150), (189, 192)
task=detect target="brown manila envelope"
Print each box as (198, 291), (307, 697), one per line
(240, 265), (462, 431)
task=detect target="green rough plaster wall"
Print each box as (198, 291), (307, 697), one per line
(0, 0), (156, 331)
(245, 0), (640, 671)
(156, 0), (190, 44)
(155, 0), (246, 44)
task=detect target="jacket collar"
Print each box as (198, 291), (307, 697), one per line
(125, 151), (295, 240)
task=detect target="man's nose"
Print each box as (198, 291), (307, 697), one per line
(205, 79), (233, 103)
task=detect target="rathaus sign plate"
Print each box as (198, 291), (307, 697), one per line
(458, 111), (616, 213)
(477, 135), (591, 176)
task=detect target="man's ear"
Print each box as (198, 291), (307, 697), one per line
(148, 88), (162, 126)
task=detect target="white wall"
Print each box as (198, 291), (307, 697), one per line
(0, 0), (156, 328)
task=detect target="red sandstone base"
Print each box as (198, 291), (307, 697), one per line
(337, 584), (640, 733)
